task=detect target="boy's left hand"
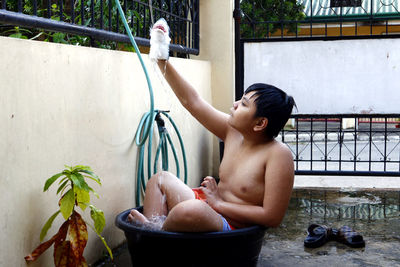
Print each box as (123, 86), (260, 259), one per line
(149, 18), (171, 62)
(200, 176), (222, 209)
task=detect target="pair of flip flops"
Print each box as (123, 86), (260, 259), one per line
(304, 224), (365, 248)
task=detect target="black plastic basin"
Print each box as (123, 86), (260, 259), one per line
(115, 207), (267, 267)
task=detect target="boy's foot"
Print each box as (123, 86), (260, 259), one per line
(127, 209), (149, 224)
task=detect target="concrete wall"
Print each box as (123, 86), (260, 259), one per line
(0, 36), (213, 266)
(244, 39), (400, 114)
(194, 0), (235, 175)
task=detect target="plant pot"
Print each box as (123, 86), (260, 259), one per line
(115, 207), (267, 267)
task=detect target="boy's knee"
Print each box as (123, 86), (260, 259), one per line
(168, 200), (205, 224)
(148, 171), (174, 186)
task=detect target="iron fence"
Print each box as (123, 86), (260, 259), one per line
(0, 0), (199, 54)
(279, 114), (400, 176)
(238, 0), (400, 41)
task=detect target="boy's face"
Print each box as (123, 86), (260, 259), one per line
(228, 91), (258, 132)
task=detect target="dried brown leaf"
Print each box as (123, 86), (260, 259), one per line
(25, 220), (70, 262)
(69, 211), (88, 262)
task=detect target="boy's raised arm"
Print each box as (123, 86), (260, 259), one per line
(157, 60), (230, 140)
(149, 18), (230, 140)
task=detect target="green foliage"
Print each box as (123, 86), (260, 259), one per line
(240, 0), (305, 38)
(30, 165), (113, 261)
(1, 0), (143, 50)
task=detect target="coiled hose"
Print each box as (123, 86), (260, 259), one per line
(114, 0), (188, 206)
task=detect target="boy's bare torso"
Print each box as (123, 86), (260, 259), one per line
(217, 128), (290, 228)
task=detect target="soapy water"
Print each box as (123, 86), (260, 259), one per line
(128, 214), (167, 231)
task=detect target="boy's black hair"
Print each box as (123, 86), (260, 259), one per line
(245, 83), (296, 138)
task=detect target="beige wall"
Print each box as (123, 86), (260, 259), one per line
(0, 36), (213, 266)
(194, 0), (235, 175)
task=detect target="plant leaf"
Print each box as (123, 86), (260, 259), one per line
(53, 220), (70, 267)
(98, 235), (113, 261)
(89, 205), (105, 234)
(57, 180), (69, 195)
(25, 231), (59, 262)
(73, 165), (92, 172)
(40, 210), (61, 241)
(86, 222), (113, 260)
(58, 176), (68, 185)
(69, 211), (88, 263)
(74, 173), (90, 192)
(44, 172), (64, 192)
(83, 175), (102, 186)
(54, 240), (72, 267)
(79, 170), (101, 185)
(69, 173), (82, 189)
(60, 189), (75, 220)
(75, 186), (90, 211)
(25, 219), (69, 263)
(54, 241), (87, 267)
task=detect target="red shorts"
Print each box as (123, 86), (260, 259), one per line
(192, 188), (207, 201)
(191, 188), (235, 231)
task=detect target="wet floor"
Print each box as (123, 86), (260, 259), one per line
(257, 189), (400, 267)
(94, 189), (400, 267)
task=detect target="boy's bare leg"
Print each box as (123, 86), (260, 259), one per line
(128, 171), (224, 232)
(128, 171), (194, 222)
(162, 199), (223, 232)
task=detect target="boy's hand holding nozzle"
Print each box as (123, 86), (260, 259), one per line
(149, 18), (171, 62)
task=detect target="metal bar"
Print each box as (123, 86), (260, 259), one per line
(0, 9), (199, 54)
(59, 0), (63, 21)
(234, 0), (242, 101)
(354, 117), (357, 171)
(310, 118), (313, 170)
(325, 118), (328, 170)
(47, 0), (51, 18)
(241, 34), (400, 42)
(339, 118), (342, 171)
(251, 0), (255, 38)
(369, 117), (372, 171)
(91, 0), (94, 27)
(33, 0), (37, 16)
(108, 0), (111, 31)
(71, 0), (75, 24)
(296, 118), (299, 170)
(81, 0), (84, 25)
(310, 0), (313, 37)
(295, 170), (400, 176)
(100, 0), (103, 29)
(116, 3), (119, 33)
(384, 117), (388, 171)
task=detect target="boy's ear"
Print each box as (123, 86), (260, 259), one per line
(253, 117), (268, 132)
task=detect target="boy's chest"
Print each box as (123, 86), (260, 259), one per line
(218, 146), (267, 203)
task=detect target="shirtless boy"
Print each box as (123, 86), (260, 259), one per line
(128, 20), (296, 232)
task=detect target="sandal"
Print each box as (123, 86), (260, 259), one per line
(304, 224), (333, 248)
(334, 225), (365, 248)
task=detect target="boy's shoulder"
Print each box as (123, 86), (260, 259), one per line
(265, 140), (293, 162)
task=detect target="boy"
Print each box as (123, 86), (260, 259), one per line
(128, 20), (296, 232)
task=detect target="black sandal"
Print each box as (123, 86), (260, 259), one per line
(304, 224), (333, 248)
(334, 226), (365, 248)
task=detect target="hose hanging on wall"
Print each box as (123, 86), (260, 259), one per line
(114, 0), (188, 206)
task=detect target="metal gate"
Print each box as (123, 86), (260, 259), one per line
(233, 0), (400, 176)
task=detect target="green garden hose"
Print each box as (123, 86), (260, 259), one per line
(114, 0), (188, 206)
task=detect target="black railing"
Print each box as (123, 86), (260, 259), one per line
(239, 0), (400, 41)
(279, 114), (400, 176)
(0, 0), (199, 55)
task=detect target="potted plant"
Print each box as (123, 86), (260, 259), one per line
(25, 165), (112, 266)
